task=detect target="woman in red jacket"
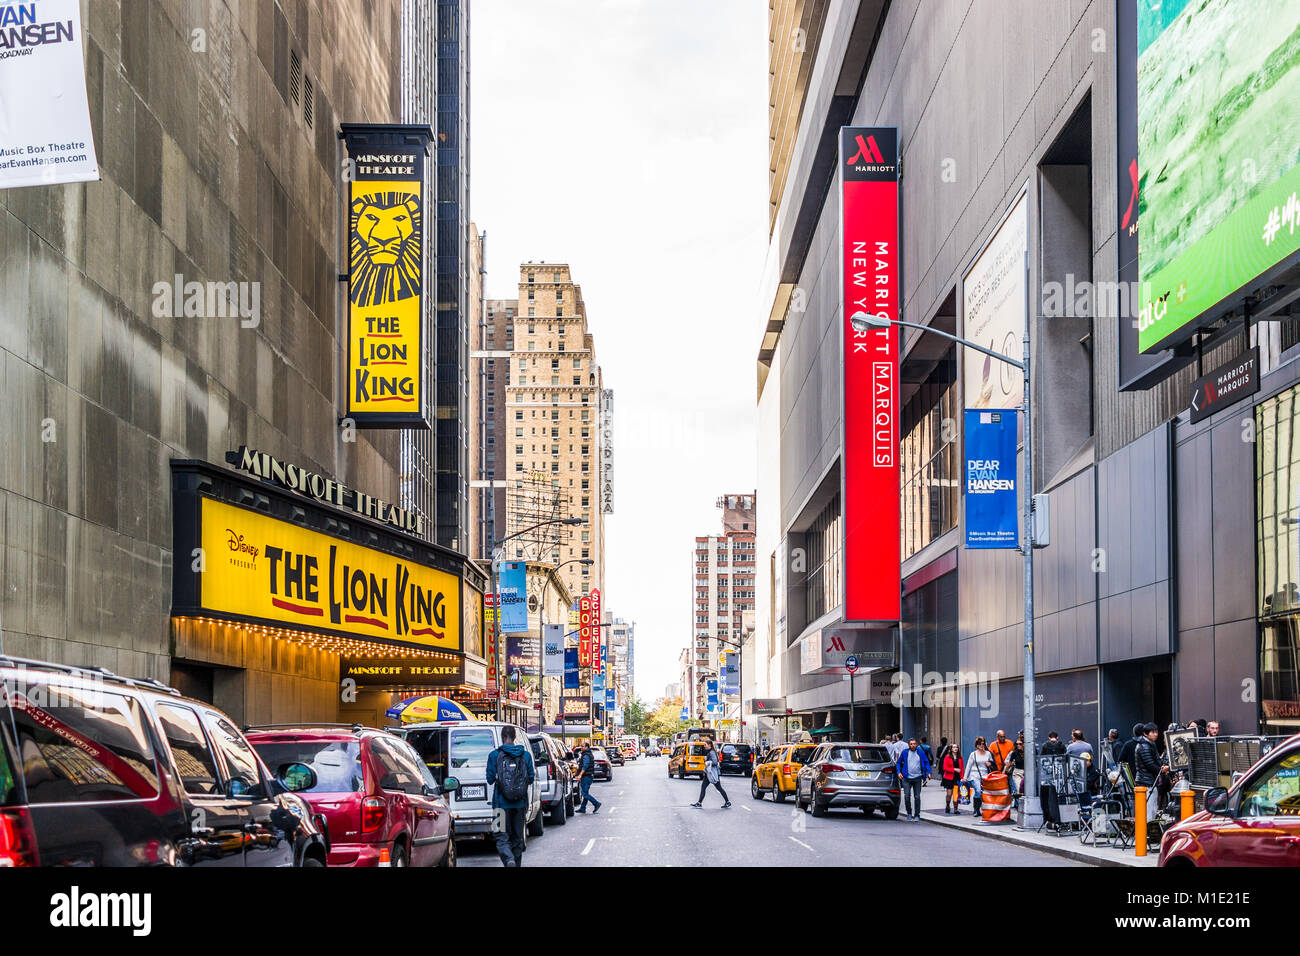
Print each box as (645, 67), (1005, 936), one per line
(941, 744), (965, 814)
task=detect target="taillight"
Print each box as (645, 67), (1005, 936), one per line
(782, 764), (792, 776)
(822, 764), (845, 774)
(361, 797), (386, 833)
(0, 809), (39, 867)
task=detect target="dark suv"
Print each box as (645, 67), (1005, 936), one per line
(0, 655), (329, 867)
(718, 743), (755, 776)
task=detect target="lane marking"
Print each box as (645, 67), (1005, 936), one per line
(740, 805), (751, 812)
(788, 836), (815, 852)
(581, 838), (596, 856)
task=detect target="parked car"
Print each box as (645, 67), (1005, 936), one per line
(607, 747), (625, 767)
(394, 720), (544, 840)
(1159, 733), (1300, 867)
(589, 747), (614, 781)
(647, 747), (662, 757)
(794, 742), (901, 819)
(752, 743), (819, 802)
(669, 742), (708, 779)
(718, 743), (754, 776)
(246, 724), (456, 867)
(0, 654), (329, 867)
(529, 732), (575, 826)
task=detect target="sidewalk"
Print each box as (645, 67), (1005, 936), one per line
(912, 780), (1160, 867)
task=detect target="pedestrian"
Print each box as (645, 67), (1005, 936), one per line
(941, 742), (964, 814)
(1102, 728), (1121, 771)
(965, 736), (995, 816)
(1004, 734), (1027, 801)
(919, 737), (934, 787)
(1040, 731), (1066, 756)
(896, 738), (932, 820)
(691, 738), (731, 809)
(574, 741), (602, 814)
(484, 725), (535, 867)
(1117, 723), (1145, 780)
(1082, 752), (1102, 796)
(989, 729), (1014, 773)
(1133, 722), (1168, 821)
(1206, 720), (1221, 737)
(1196, 718), (1210, 737)
(1064, 729), (1092, 758)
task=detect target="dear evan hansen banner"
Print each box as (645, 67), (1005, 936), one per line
(841, 127), (900, 622)
(342, 125), (432, 428)
(0, 0), (100, 189)
(964, 410), (1019, 549)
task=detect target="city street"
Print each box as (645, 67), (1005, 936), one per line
(458, 757), (1080, 867)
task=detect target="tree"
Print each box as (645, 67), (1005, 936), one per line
(646, 696), (697, 739)
(623, 696), (648, 737)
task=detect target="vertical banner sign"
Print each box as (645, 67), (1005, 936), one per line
(723, 651), (739, 695)
(963, 410), (1019, 549)
(564, 647), (579, 689)
(606, 688), (616, 709)
(0, 0), (100, 189)
(590, 588), (602, 673)
(841, 127), (901, 622)
(542, 624), (564, 677)
(484, 595), (498, 696)
(578, 596), (593, 667)
(341, 125), (432, 428)
(497, 561), (528, 633)
(601, 389), (615, 514)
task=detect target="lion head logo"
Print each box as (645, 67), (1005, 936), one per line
(349, 191), (422, 306)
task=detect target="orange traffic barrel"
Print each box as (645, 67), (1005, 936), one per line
(980, 772), (1013, 822)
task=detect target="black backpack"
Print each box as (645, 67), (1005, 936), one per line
(496, 749), (529, 802)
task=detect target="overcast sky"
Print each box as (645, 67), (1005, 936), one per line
(471, 0), (768, 702)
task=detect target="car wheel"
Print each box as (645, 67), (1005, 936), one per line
(773, 780), (787, 803)
(883, 804), (900, 821)
(794, 783), (805, 811)
(751, 776), (762, 800)
(527, 807), (545, 837)
(302, 854), (325, 868)
(811, 786), (827, 818)
(566, 794), (576, 816)
(550, 801), (567, 826)
(390, 843), (407, 867)
(439, 830), (457, 867)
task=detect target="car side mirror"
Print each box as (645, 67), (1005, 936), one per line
(1203, 787), (1230, 815)
(443, 776), (460, 793)
(276, 762), (317, 794)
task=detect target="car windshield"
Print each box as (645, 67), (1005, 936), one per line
(249, 740), (363, 793)
(829, 746), (890, 765)
(721, 745), (751, 757)
(791, 746), (817, 764)
(450, 728), (497, 769)
(591, 748), (608, 760)
(689, 744), (708, 755)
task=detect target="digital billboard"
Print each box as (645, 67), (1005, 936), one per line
(1136, 0), (1300, 353)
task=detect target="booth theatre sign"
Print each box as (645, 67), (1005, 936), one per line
(228, 446), (425, 537)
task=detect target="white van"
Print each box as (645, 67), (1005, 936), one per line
(393, 721), (544, 840)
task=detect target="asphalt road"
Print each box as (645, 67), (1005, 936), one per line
(457, 755), (1082, 867)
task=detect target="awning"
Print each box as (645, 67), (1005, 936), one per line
(810, 725), (842, 736)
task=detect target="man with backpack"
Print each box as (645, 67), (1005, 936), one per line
(485, 726), (536, 867)
(574, 741), (603, 814)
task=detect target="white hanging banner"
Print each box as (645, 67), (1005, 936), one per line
(0, 0), (101, 189)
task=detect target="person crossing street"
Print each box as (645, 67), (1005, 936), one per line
(574, 741), (603, 814)
(485, 726), (535, 867)
(691, 738), (732, 809)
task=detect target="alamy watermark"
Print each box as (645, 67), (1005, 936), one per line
(150, 273), (260, 328)
(890, 665), (1000, 718)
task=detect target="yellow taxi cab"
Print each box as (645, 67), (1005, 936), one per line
(669, 741), (709, 779)
(751, 742), (819, 802)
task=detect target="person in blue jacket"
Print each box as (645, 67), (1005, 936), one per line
(485, 726), (536, 867)
(895, 737), (932, 821)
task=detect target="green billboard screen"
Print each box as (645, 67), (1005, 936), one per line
(1136, 0), (1300, 353)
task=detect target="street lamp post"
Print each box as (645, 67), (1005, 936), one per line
(850, 309), (1041, 828)
(491, 516), (583, 722)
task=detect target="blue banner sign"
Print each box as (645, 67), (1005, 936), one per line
(498, 562), (528, 632)
(964, 409), (1019, 549)
(564, 647), (579, 689)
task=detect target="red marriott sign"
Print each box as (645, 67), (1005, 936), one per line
(841, 126), (900, 622)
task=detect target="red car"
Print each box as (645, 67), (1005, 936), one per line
(246, 724), (457, 867)
(1159, 732), (1300, 867)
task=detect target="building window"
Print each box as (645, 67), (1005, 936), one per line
(803, 494), (843, 622)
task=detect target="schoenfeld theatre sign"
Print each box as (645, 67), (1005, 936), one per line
(172, 458), (488, 656)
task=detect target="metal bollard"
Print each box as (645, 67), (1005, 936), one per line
(1134, 786), (1147, 857)
(1181, 788), (1195, 821)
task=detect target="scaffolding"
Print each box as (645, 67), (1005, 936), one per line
(504, 471), (573, 563)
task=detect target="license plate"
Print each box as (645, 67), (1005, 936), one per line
(856, 771), (872, 778)
(459, 785), (486, 800)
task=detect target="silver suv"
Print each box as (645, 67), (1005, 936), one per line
(795, 742), (901, 819)
(393, 721), (544, 840)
